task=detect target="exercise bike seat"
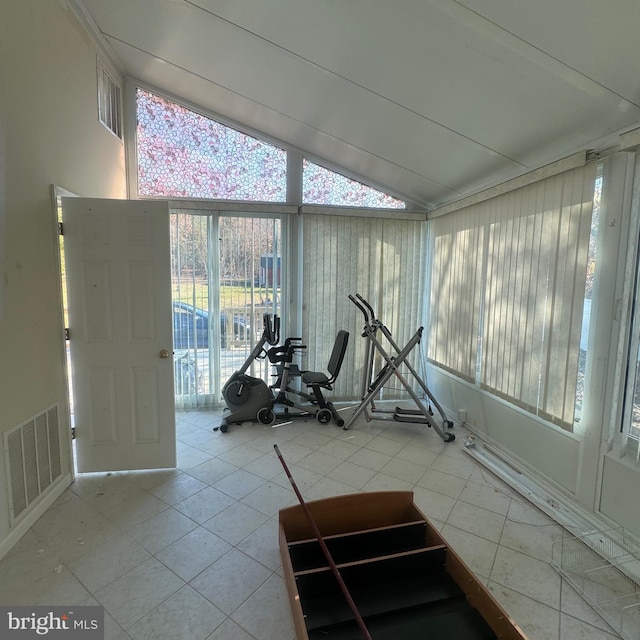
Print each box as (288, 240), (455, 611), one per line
(301, 371), (330, 385)
(301, 330), (349, 390)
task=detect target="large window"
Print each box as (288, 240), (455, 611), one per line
(134, 87), (409, 407)
(621, 179), (640, 454)
(171, 210), (283, 409)
(427, 163), (598, 431)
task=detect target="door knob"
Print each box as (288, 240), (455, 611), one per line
(159, 349), (171, 359)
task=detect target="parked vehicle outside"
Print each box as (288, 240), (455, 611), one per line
(172, 301), (250, 349)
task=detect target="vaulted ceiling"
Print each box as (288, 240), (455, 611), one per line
(74, 0), (640, 209)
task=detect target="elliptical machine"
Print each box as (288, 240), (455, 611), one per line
(344, 294), (454, 442)
(219, 314), (280, 433)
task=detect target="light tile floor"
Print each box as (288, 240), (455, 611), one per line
(0, 407), (623, 640)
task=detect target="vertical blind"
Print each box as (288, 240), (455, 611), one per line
(302, 213), (427, 399)
(428, 163), (597, 430)
(428, 209), (485, 383)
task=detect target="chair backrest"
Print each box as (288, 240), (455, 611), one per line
(327, 330), (349, 380)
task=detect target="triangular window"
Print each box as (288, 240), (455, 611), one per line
(303, 160), (405, 209)
(136, 89), (287, 201)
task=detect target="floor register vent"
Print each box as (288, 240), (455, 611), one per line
(5, 404), (62, 523)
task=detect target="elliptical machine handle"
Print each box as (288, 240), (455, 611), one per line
(355, 293), (376, 321)
(349, 294), (370, 323)
(285, 337), (307, 352)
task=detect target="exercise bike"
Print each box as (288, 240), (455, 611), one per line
(268, 330), (350, 426)
(218, 314), (280, 433)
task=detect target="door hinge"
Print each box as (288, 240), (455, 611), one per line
(58, 222), (64, 235)
(65, 328), (70, 340)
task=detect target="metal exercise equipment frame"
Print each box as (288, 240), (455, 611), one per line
(344, 294), (455, 442)
(269, 331), (349, 427)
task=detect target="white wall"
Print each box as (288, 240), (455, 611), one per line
(600, 455), (640, 534)
(0, 0), (126, 550)
(427, 366), (582, 493)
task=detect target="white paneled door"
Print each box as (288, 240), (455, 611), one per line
(62, 198), (176, 472)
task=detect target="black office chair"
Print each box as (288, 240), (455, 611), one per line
(301, 330), (349, 426)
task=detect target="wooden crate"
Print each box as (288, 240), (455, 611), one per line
(279, 491), (529, 640)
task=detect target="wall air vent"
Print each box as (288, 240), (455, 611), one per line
(5, 404), (63, 524)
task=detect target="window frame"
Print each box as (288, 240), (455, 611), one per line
(125, 80), (406, 209)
